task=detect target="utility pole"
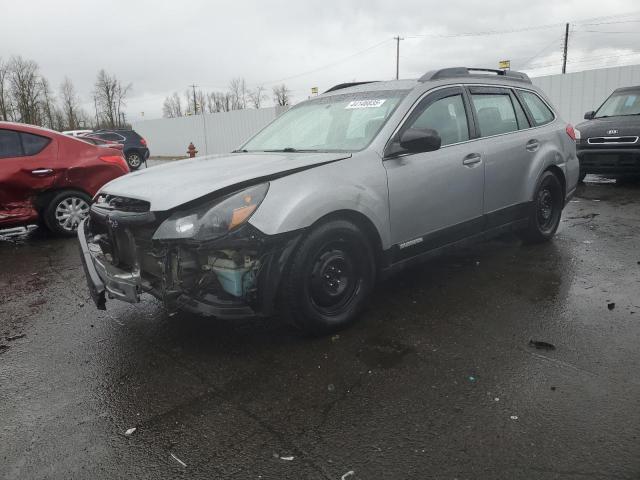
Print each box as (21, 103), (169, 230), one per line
(93, 95), (99, 128)
(189, 84), (198, 114)
(562, 23), (570, 74)
(394, 36), (404, 80)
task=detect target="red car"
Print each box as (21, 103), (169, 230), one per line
(0, 122), (129, 236)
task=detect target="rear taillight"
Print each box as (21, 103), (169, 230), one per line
(100, 155), (129, 172)
(565, 124), (576, 141)
(140, 137), (147, 146)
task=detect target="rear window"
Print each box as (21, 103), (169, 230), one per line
(0, 130), (23, 159)
(519, 91), (555, 126)
(471, 93), (519, 137)
(21, 132), (50, 155)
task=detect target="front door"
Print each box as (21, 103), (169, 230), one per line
(383, 87), (485, 260)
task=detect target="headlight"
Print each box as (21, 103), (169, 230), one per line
(153, 183), (269, 241)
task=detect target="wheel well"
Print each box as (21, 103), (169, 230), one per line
(310, 210), (385, 270)
(545, 165), (566, 200)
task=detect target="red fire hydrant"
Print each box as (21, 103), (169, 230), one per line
(187, 142), (198, 158)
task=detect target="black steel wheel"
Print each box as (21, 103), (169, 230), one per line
(280, 219), (375, 335)
(520, 170), (564, 243)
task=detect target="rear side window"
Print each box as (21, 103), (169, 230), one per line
(519, 91), (554, 126)
(410, 94), (469, 146)
(471, 93), (519, 137)
(21, 132), (50, 155)
(100, 132), (125, 141)
(0, 130), (23, 159)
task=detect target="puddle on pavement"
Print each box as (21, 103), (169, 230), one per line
(358, 337), (414, 369)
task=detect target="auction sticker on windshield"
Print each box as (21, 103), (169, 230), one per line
(345, 99), (386, 109)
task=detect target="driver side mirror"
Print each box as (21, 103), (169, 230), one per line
(584, 111), (595, 120)
(399, 128), (442, 154)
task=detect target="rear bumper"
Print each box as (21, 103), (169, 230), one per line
(577, 146), (640, 174)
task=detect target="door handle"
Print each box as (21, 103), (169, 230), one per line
(31, 168), (53, 176)
(462, 153), (482, 166)
(526, 139), (540, 152)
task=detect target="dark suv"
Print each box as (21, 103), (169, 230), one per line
(87, 129), (149, 170)
(576, 86), (640, 181)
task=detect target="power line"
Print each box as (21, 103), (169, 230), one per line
(256, 39), (393, 87)
(515, 36), (564, 69)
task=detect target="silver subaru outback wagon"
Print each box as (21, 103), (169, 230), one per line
(78, 67), (579, 335)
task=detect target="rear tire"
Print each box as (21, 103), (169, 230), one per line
(126, 151), (142, 170)
(519, 171), (564, 244)
(43, 190), (91, 237)
(280, 219), (376, 336)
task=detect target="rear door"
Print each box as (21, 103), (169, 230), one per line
(384, 86), (485, 260)
(0, 129), (57, 227)
(467, 86), (533, 226)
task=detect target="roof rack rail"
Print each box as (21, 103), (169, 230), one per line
(419, 67), (531, 84)
(324, 81), (379, 93)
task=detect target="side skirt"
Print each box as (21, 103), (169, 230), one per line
(381, 206), (532, 278)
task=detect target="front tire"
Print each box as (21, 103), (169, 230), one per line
(519, 171), (564, 244)
(280, 219), (376, 336)
(43, 190), (91, 237)
(126, 151), (142, 170)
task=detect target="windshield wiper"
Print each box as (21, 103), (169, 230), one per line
(262, 147), (320, 152)
(231, 148), (247, 153)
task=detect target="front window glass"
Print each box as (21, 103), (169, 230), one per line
(242, 90), (407, 152)
(408, 94), (469, 146)
(595, 91), (640, 118)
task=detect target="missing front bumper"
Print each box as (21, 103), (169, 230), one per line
(78, 216), (302, 319)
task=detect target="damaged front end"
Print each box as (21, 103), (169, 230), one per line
(78, 183), (301, 319)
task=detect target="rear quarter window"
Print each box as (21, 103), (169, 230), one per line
(21, 132), (51, 155)
(519, 91), (555, 126)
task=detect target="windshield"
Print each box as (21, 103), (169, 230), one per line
(595, 91), (640, 118)
(242, 90), (407, 152)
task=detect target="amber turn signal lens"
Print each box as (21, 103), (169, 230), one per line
(229, 204), (257, 230)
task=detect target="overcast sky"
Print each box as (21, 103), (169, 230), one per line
(2, 0), (640, 121)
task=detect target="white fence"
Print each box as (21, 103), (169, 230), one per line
(532, 64), (640, 126)
(132, 106), (287, 157)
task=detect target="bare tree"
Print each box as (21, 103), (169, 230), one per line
(228, 77), (247, 110)
(94, 69), (131, 128)
(8, 56), (43, 124)
(59, 77), (80, 129)
(162, 92), (183, 118)
(248, 85), (267, 109)
(39, 77), (57, 129)
(195, 89), (206, 115)
(0, 57), (12, 121)
(272, 83), (291, 106)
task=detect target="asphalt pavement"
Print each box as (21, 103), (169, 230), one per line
(1, 176), (640, 479)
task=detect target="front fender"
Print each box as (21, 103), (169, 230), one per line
(248, 155), (391, 248)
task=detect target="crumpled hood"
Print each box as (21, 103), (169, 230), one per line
(99, 152), (351, 211)
(577, 115), (640, 138)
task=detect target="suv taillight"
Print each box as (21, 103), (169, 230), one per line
(565, 124), (576, 141)
(140, 137), (147, 146)
(100, 155), (129, 173)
